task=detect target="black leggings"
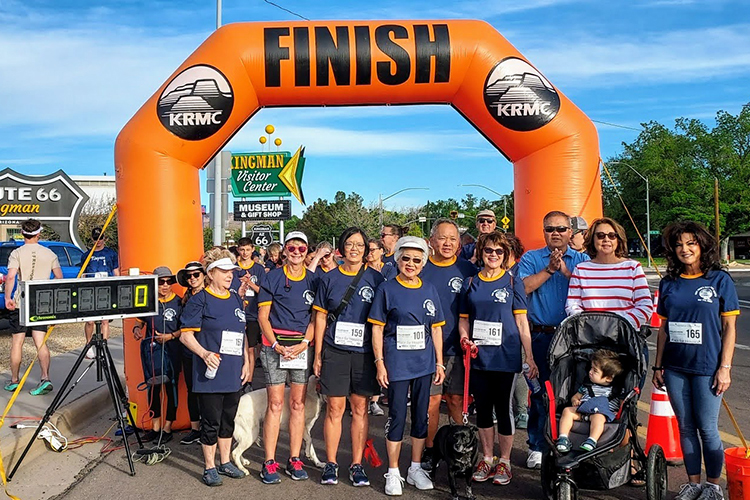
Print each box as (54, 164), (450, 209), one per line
(472, 370), (517, 435)
(197, 391), (242, 446)
(182, 353), (200, 422)
(148, 382), (177, 421)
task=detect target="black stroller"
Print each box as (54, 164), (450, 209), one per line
(541, 312), (668, 500)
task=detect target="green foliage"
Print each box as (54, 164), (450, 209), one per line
(203, 226), (213, 251)
(77, 195), (118, 249)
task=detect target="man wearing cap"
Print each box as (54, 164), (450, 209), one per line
(4, 219), (63, 395)
(517, 210), (590, 469)
(82, 227), (120, 357)
(569, 216), (588, 253)
(460, 210), (497, 263)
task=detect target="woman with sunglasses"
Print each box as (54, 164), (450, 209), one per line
(312, 227), (385, 487)
(180, 248), (251, 486)
(459, 231), (537, 486)
(368, 236), (445, 496)
(565, 217), (653, 331)
(308, 241), (338, 274)
(176, 261), (207, 445)
(367, 238), (397, 281)
(257, 231), (318, 484)
(652, 222), (738, 500)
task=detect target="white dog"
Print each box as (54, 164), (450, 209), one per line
(231, 376), (324, 475)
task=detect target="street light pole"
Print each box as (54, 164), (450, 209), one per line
(459, 183), (508, 231)
(610, 161), (651, 264)
(378, 187), (429, 228)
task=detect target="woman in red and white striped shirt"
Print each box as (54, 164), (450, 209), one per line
(565, 217), (653, 330)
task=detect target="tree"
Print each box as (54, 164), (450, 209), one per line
(296, 191), (380, 245)
(78, 195), (118, 249)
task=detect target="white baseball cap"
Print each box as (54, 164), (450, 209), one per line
(206, 257), (239, 272)
(284, 231), (308, 244)
(395, 236), (429, 255)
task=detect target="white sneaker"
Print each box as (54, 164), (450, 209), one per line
(526, 450), (542, 469)
(384, 472), (404, 496)
(85, 347), (96, 360)
(406, 466), (434, 490)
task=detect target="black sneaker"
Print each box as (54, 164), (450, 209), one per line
(320, 462), (338, 485)
(141, 430), (159, 442)
(180, 429), (201, 445)
(349, 463), (370, 487)
(421, 447), (435, 472)
(154, 431), (172, 445)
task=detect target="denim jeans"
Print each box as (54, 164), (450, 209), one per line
(527, 331), (554, 452)
(663, 369), (724, 478)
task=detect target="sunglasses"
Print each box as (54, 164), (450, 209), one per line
(380, 233), (395, 238)
(482, 247), (505, 256)
(400, 255), (423, 265)
(544, 226), (570, 233)
(595, 231), (618, 241)
(477, 218), (495, 224)
(186, 271), (203, 279)
(286, 245), (307, 254)
(158, 278), (173, 285)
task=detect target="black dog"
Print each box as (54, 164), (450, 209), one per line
(430, 423), (480, 500)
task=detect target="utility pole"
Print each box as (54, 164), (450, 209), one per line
(212, 0), (223, 245)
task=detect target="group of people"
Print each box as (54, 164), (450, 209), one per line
(3, 212), (738, 500)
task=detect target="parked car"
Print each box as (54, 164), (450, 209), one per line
(0, 240), (85, 311)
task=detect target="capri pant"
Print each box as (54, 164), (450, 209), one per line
(197, 390), (242, 446)
(385, 373), (432, 442)
(472, 370), (517, 435)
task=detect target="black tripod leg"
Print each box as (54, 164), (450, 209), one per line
(103, 340), (143, 448)
(7, 340), (95, 481)
(99, 346), (137, 476)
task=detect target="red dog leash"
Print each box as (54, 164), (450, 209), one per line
(460, 337), (478, 425)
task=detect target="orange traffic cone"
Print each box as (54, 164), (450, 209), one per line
(650, 290), (662, 328)
(646, 387), (683, 465)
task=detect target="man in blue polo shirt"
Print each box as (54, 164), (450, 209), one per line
(517, 211), (589, 469)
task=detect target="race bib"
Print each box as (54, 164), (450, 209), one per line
(335, 321), (365, 347)
(280, 348), (308, 370)
(473, 320), (503, 346)
(245, 287), (255, 297)
(669, 322), (702, 345)
(396, 325), (426, 350)
(220, 330), (244, 356)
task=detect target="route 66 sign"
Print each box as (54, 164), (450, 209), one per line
(251, 224), (274, 247)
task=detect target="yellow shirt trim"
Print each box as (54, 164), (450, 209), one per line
(159, 293), (176, 303)
(433, 320), (446, 328)
(479, 269), (506, 282)
(459, 313), (469, 318)
(722, 310), (740, 317)
(658, 314), (668, 320)
(513, 309), (527, 315)
(368, 318), (386, 326)
(396, 276), (422, 289)
(338, 264), (364, 277)
(205, 288), (230, 299)
(313, 305), (328, 314)
(258, 301), (272, 307)
(428, 256), (457, 267)
(680, 273), (703, 279)
(284, 265), (306, 281)
(239, 260), (256, 271)
(181, 327), (200, 333)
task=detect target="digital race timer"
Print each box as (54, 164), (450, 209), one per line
(19, 275), (158, 326)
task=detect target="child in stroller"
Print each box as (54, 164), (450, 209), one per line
(555, 350), (623, 453)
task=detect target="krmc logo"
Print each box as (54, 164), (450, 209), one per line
(483, 57), (560, 132)
(157, 65), (234, 141)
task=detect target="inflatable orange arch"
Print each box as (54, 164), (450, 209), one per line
(115, 20), (601, 428)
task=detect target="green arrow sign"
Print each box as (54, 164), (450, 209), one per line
(230, 147), (306, 204)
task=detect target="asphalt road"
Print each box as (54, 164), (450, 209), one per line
(7, 271), (750, 500)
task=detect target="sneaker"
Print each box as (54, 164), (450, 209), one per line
(420, 447), (434, 472)
(141, 430), (159, 442)
(260, 459), (282, 484)
(115, 425), (135, 437)
(180, 429), (201, 445)
(4, 380), (19, 392)
(697, 485), (724, 500)
(349, 463), (370, 487)
(321, 462), (339, 485)
(286, 457), (309, 481)
(515, 412), (528, 430)
(406, 465), (434, 490)
(579, 438), (597, 452)
(85, 346), (96, 360)
(384, 472), (404, 496)
(369, 401), (385, 416)
(556, 436), (572, 453)
(217, 461), (245, 478)
(472, 458), (495, 482)
(29, 379), (53, 396)
(492, 462), (512, 485)
(202, 468), (223, 487)
(675, 483), (704, 500)
(154, 431), (173, 445)
(526, 450), (542, 469)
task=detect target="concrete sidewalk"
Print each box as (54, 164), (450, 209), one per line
(0, 337), (125, 476)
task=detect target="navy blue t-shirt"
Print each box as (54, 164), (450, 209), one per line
(181, 289), (246, 393)
(420, 256), (477, 356)
(460, 242), (476, 262)
(141, 293), (182, 338)
(258, 265), (317, 343)
(313, 265), (385, 353)
(368, 277), (445, 382)
(231, 260), (266, 321)
(459, 270), (528, 373)
(657, 271), (740, 375)
(83, 247), (119, 276)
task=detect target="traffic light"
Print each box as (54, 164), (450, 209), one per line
(450, 210), (458, 219)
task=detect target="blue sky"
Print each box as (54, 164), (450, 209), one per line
(1, 0), (749, 216)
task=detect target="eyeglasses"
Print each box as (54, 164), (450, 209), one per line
(482, 247), (505, 256)
(344, 242), (366, 249)
(595, 231), (618, 241)
(186, 272), (202, 279)
(286, 245), (307, 254)
(477, 218), (495, 224)
(369, 246), (381, 252)
(544, 226), (570, 233)
(158, 278), (172, 285)
(380, 232), (395, 238)
(400, 255), (423, 265)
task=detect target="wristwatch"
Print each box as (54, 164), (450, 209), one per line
(545, 267), (555, 275)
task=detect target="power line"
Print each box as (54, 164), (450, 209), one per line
(263, 0), (309, 20)
(592, 119), (642, 132)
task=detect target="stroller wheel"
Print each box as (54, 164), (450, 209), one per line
(646, 444), (668, 500)
(556, 480), (577, 500)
